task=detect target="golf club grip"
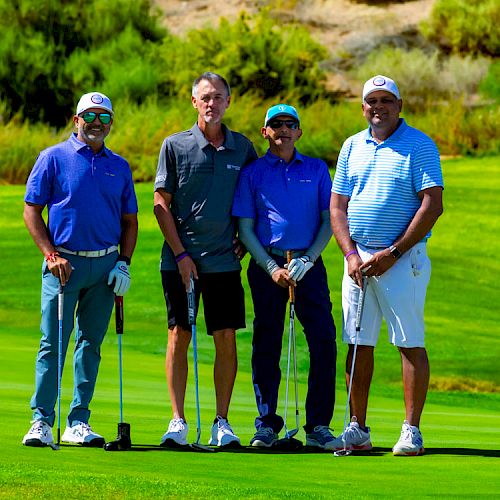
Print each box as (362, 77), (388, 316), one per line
(286, 250), (295, 303)
(355, 277), (367, 331)
(115, 295), (124, 335)
(187, 275), (196, 325)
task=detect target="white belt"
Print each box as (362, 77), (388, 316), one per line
(55, 246), (118, 258)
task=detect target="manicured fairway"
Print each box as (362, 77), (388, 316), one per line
(0, 157), (498, 498)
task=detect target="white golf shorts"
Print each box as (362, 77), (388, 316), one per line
(341, 242), (431, 348)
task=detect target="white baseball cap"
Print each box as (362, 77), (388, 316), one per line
(362, 75), (400, 102)
(76, 92), (113, 115)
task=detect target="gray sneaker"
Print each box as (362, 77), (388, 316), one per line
(250, 427), (279, 448)
(306, 425), (344, 450)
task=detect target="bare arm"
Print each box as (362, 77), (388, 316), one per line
(360, 186), (444, 276)
(23, 202), (72, 285)
(330, 193), (364, 285)
(119, 213), (138, 261)
(153, 188), (197, 289)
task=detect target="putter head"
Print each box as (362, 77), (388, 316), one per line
(334, 448), (352, 457)
(104, 422), (132, 451)
(274, 437), (303, 451)
(48, 442), (60, 451)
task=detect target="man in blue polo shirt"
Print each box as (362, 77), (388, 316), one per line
(233, 104), (341, 450)
(331, 75), (444, 456)
(154, 72), (257, 448)
(22, 92), (138, 448)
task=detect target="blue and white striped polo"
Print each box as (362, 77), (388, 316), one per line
(332, 119), (443, 248)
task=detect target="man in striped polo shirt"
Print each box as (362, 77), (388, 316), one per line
(330, 75), (444, 456)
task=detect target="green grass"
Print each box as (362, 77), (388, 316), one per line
(0, 157), (499, 498)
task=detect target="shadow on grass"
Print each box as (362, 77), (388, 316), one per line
(120, 445), (500, 458)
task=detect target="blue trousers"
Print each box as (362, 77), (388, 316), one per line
(31, 252), (116, 426)
(248, 256), (336, 433)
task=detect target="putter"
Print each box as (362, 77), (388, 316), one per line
(187, 275), (214, 452)
(104, 295), (132, 451)
(275, 251), (302, 451)
(334, 275), (368, 457)
(49, 283), (64, 451)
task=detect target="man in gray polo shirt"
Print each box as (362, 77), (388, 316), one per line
(154, 72), (257, 448)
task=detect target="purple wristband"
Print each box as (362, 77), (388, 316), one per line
(344, 249), (358, 260)
(175, 251), (189, 264)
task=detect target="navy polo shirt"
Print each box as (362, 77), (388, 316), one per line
(154, 123), (257, 272)
(25, 133), (138, 250)
(232, 149), (332, 250)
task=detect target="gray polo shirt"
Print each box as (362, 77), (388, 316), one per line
(155, 123), (257, 273)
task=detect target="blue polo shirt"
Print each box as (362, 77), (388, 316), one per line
(332, 119), (443, 248)
(232, 149), (332, 250)
(25, 133), (138, 250)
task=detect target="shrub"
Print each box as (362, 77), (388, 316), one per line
(479, 59), (500, 102)
(0, 0), (165, 126)
(157, 10), (329, 103)
(421, 0), (500, 56)
(352, 46), (489, 111)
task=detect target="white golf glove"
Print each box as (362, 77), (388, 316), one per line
(288, 255), (314, 282)
(108, 260), (131, 296)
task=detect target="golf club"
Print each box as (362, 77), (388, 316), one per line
(49, 283), (64, 451)
(334, 275), (368, 457)
(104, 295), (132, 451)
(187, 275), (214, 452)
(275, 251), (302, 451)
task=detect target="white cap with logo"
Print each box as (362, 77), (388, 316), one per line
(76, 92), (113, 115)
(362, 75), (400, 102)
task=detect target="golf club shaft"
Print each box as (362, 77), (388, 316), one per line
(187, 275), (202, 444)
(57, 284), (64, 445)
(115, 295), (124, 423)
(342, 276), (368, 449)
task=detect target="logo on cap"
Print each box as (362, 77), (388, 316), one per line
(91, 94), (104, 104)
(373, 77), (386, 86)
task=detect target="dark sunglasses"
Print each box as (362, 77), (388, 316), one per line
(80, 111), (112, 125)
(267, 119), (299, 130)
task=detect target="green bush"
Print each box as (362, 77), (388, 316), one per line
(0, 0), (165, 126)
(479, 59), (500, 102)
(353, 47), (489, 111)
(157, 10), (329, 102)
(421, 0), (500, 56)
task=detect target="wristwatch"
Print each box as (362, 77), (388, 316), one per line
(389, 245), (402, 259)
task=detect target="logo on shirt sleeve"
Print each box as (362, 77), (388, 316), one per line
(226, 164), (241, 171)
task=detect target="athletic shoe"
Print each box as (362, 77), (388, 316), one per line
(337, 416), (373, 451)
(61, 421), (105, 447)
(250, 427), (279, 448)
(208, 415), (241, 447)
(306, 425), (344, 450)
(392, 420), (425, 456)
(22, 420), (54, 447)
(160, 418), (189, 447)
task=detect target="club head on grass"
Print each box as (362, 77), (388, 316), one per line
(190, 442), (216, 452)
(104, 438), (132, 452)
(48, 442), (60, 451)
(334, 449), (352, 457)
(274, 437), (303, 451)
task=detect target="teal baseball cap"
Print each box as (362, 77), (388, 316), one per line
(264, 104), (300, 126)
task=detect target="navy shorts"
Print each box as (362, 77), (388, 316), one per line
(161, 270), (245, 335)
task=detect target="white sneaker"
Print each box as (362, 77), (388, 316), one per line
(61, 421), (105, 447)
(393, 420), (425, 456)
(160, 418), (188, 447)
(338, 416), (373, 451)
(208, 415), (241, 447)
(22, 420), (54, 447)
